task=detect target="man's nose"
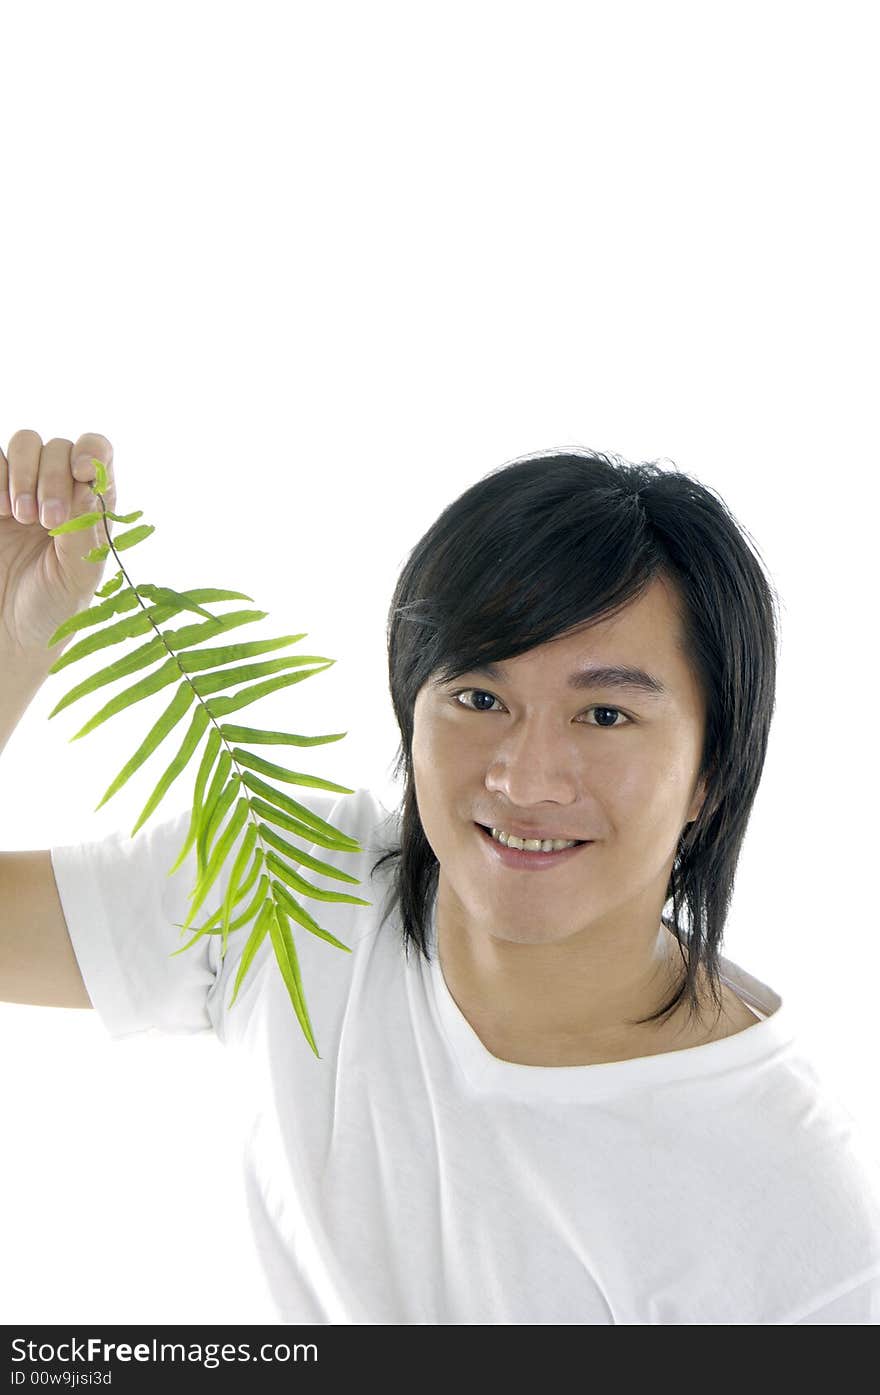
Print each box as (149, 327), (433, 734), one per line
(482, 719), (581, 806)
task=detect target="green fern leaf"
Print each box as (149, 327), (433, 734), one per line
(46, 588), (142, 647)
(211, 847), (265, 930)
(130, 703), (211, 836)
(196, 751), (234, 878)
(204, 663), (334, 718)
(45, 480), (372, 1056)
(219, 724), (346, 748)
(227, 893), (273, 1008)
(230, 747), (354, 795)
(200, 851), (265, 940)
(171, 857), (267, 950)
(166, 727), (222, 875)
(219, 821), (258, 958)
(69, 656), (183, 741)
(49, 616), (280, 719)
(161, 609), (270, 646)
(48, 510), (103, 534)
(48, 590), (242, 674)
(83, 522), (155, 562)
(247, 796), (359, 852)
(135, 585), (222, 623)
(182, 792), (249, 931)
(190, 654), (333, 698)
(267, 901), (319, 1057)
(94, 680), (197, 811)
(48, 508), (143, 535)
(200, 775), (242, 870)
(256, 821), (362, 885)
(94, 570), (124, 597)
(48, 637), (168, 718)
(175, 635), (306, 673)
(271, 879), (352, 953)
(265, 850), (370, 907)
(238, 772), (362, 849)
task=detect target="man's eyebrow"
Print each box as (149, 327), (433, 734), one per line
(451, 660), (668, 696)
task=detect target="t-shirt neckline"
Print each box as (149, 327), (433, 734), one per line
(422, 894), (796, 1102)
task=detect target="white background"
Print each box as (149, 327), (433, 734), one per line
(1, 0), (878, 1324)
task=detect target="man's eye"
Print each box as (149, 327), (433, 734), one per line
(452, 688), (502, 713)
(450, 690), (631, 726)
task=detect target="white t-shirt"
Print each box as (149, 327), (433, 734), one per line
(50, 786), (880, 1324)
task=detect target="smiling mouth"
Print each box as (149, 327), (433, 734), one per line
(475, 823), (591, 848)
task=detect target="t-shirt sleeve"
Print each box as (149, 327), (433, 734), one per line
(50, 787), (343, 1042)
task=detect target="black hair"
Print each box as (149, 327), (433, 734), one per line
(370, 448), (780, 1035)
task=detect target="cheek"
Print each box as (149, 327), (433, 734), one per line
(612, 752), (695, 824)
(414, 708), (479, 774)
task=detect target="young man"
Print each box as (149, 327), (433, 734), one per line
(2, 429), (879, 1324)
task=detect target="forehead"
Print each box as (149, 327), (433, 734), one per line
(552, 574), (686, 663)
(423, 574), (704, 714)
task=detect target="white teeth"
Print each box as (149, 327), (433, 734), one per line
(490, 828), (579, 853)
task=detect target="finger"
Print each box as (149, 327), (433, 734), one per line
(0, 442), (10, 516)
(5, 428), (44, 524)
(35, 438), (78, 530)
(71, 433), (114, 484)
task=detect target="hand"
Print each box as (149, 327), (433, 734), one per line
(0, 429), (118, 658)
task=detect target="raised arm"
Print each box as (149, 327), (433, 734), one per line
(0, 428), (117, 1008)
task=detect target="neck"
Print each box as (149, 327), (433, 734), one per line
(433, 878), (698, 1066)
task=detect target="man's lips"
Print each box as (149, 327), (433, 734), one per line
(475, 822), (591, 845)
(474, 823), (595, 867)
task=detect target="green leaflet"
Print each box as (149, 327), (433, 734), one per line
(219, 822), (258, 958)
(48, 507), (144, 534)
(189, 848), (265, 936)
(135, 585), (224, 623)
(170, 860), (267, 951)
(160, 610), (270, 647)
(272, 879), (353, 953)
(256, 821), (362, 885)
(247, 795), (359, 852)
(47, 587), (142, 646)
(191, 654), (333, 698)
(69, 655), (183, 741)
(204, 663), (334, 718)
(265, 850), (371, 907)
(167, 726), (221, 876)
(231, 746), (354, 795)
(45, 484), (371, 1055)
(48, 636), (167, 718)
(49, 615), (279, 718)
(238, 771), (362, 849)
(219, 723), (346, 748)
(130, 703), (211, 836)
(175, 635), (306, 673)
(47, 596), (262, 655)
(94, 680), (196, 811)
(227, 897), (273, 1009)
(49, 611), (270, 703)
(200, 775), (242, 873)
(181, 793), (249, 932)
(83, 522), (156, 562)
(196, 751), (234, 880)
(95, 570), (124, 597)
(47, 589), (258, 673)
(267, 901), (319, 1058)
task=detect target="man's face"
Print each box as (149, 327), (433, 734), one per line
(410, 575), (709, 947)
